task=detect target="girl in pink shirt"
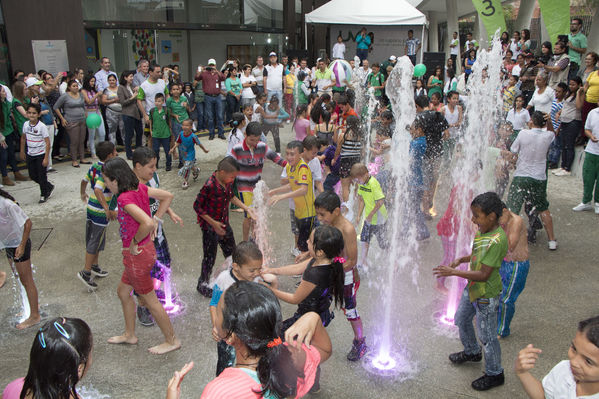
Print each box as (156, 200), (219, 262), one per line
(293, 104), (311, 141)
(102, 157), (181, 355)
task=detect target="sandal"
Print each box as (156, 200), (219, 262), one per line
(72, 162), (80, 168)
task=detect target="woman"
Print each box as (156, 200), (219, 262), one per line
(444, 57), (454, 83)
(54, 79), (88, 167)
(539, 41), (553, 65)
(284, 65), (297, 120)
(464, 50), (476, 82)
(427, 66), (443, 100)
(578, 52), (598, 83)
(500, 31), (510, 54)
(443, 68), (458, 98)
(1, 87), (27, 185)
(118, 70), (142, 160)
(225, 66), (242, 123)
(74, 68), (85, 89)
(527, 72), (555, 114)
(11, 81), (29, 136)
(503, 50), (515, 75)
(43, 73), (67, 160)
(81, 75), (105, 159)
(102, 73), (123, 145)
(520, 29), (531, 53)
(240, 64), (257, 109)
(553, 77), (584, 176)
(59, 72), (74, 95)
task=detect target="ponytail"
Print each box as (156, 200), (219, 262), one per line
(256, 344), (301, 398)
(330, 257), (345, 308)
(311, 225), (345, 308)
(293, 104), (308, 132)
(0, 188), (16, 202)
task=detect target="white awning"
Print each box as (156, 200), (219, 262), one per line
(305, 0), (427, 26)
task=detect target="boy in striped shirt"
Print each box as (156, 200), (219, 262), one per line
(77, 141), (117, 290)
(230, 122), (286, 241)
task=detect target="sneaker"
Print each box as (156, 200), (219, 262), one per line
(47, 167), (57, 173)
(166, 165), (172, 171)
(547, 162), (558, 170)
(573, 202), (593, 212)
(208, 136), (215, 140)
(91, 264), (109, 278)
(471, 372), (505, 391)
(178, 162), (184, 168)
(39, 196), (47, 203)
(449, 351), (482, 364)
(218, 134), (226, 140)
(291, 247), (301, 257)
(182, 181), (189, 190)
(595, 203), (599, 215)
(192, 168), (200, 181)
(548, 240), (558, 250)
(197, 282), (213, 298)
(137, 306), (155, 326)
(47, 184), (55, 200)
(77, 271), (98, 290)
(347, 337), (368, 361)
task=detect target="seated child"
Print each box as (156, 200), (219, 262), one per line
(169, 119), (209, 189)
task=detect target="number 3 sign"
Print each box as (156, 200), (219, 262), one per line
(472, 0), (507, 42)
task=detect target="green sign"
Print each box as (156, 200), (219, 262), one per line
(538, 0), (570, 44)
(472, 0), (507, 42)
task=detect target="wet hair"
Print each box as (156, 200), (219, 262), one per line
(232, 241), (263, 266)
(345, 115), (360, 136)
(222, 281), (301, 398)
(26, 103), (41, 114)
(381, 110), (393, 120)
(0, 188), (16, 202)
(132, 146), (156, 168)
(119, 70), (134, 86)
(350, 163), (369, 177)
(102, 157), (139, 194)
(471, 192), (504, 219)
(314, 190), (341, 212)
(302, 135), (319, 151)
(320, 93), (331, 103)
(96, 141), (116, 162)
(217, 156), (240, 173)
(230, 112), (244, 128)
(415, 94), (429, 109)
(21, 317), (93, 399)
(286, 140), (303, 153)
(154, 92), (165, 101)
(297, 71), (307, 82)
(311, 225), (345, 306)
(246, 121), (262, 137)
(530, 110), (546, 128)
(579, 316), (599, 348)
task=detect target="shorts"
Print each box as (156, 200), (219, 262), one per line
(289, 209), (299, 235)
(360, 221), (388, 248)
(239, 191), (253, 219)
(338, 156), (360, 179)
(121, 241), (157, 295)
(506, 176), (550, 214)
(343, 279), (360, 321)
(5, 239), (32, 263)
(422, 155), (441, 188)
(85, 219), (107, 254)
(296, 216), (316, 252)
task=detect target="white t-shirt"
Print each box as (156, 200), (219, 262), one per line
(450, 38), (459, 56)
(240, 74), (256, 99)
(265, 64), (284, 92)
(252, 103), (262, 123)
(512, 64), (522, 77)
(227, 128), (244, 156)
(332, 42), (346, 59)
(510, 39), (520, 60)
(542, 360), (599, 399)
(22, 121), (49, 156)
(511, 127), (555, 180)
(252, 66), (265, 86)
(0, 196), (29, 249)
(138, 79), (168, 114)
(584, 108), (599, 156)
(528, 86), (555, 114)
(506, 108), (531, 131)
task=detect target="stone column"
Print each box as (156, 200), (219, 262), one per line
(446, 0), (460, 73)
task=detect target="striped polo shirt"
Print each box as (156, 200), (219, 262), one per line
(230, 140), (287, 192)
(83, 162), (114, 226)
(22, 121), (49, 156)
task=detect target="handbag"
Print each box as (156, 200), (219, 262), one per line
(250, 85), (259, 95)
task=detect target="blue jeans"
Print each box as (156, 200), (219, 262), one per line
(226, 94), (240, 123)
(323, 173), (340, 191)
(1, 133), (19, 175)
(497, 260), (530, 337)
(560, 120), (582, 171)
(171, 120), (183, 163)
(356, 48), (368, 62)
(266, 89), (282, 103)
(204, 95), (224, 138)
(195, 102), (205, 130)
(152, 137), (172, 168)
(548, 133), (561, 165)
(455, 288), (503, 376)
(409, 187), (429, 239)
(122, 115), (143, 159)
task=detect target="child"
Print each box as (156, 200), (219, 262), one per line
(19, 103), (53, 203)
(314, 191), (367, 361)
(149, 93), (172, 171)
(183, 82), (195, 128)
(334, 114), (362, 206)
(414, 78), (427, 98)
(351, 163), (389, 263)
(166, 83), (190, 168)
(292, 104), (311, 141)
(506, 95), (530, 140)
(78, 141), (117, 290)
(269, 141), (316, 258)
(515, 316), (599, 398)
(102, 157), (180, 355)
(263, 96), (282, 153)
(408, 121), (430, 241)
(494, 122), (516, 198)
(433, 192), (508, 391)
(502, 75), (518, 114)
(169, 119), (209, 189)
(226, 112), (245, 156)
(2, 317), (92, 397)
(322, 140), (341, 191)
(366, 63), (385, 99)
(230, 122), (287, 241)
(209, 241), (272, 376)
(0, 189), (40, 329)
(251, 93), (266, 124)
(193, 156), (256, 297)
(132, 147), (183, 326)
(497, 204), (529, 338)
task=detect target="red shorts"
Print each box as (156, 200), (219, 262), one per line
(121, 241), (157, 295)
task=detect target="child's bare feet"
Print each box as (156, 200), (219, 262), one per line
(16, 314), (41, 330)
(435, 280), (449, 295)
(108, 334), (138, 345)
(148, 338), (181, 355)
(0, 271), (6, 288)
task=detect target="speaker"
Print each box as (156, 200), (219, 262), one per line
(422, 52), (447, 79)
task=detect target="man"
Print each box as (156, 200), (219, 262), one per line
(295, 58), (312, 85)
(381, 55), (397, 79)
(94, 57), (117, 92)
(464, 32), (479, 53)
(510, 31), (521, 60)
(518, 53), (538, 105)
(137, 64), (169, 127)
(264, 52), (284, 102)
(197, 58), (226, 140)
(252, 56), (266, 94)
(449, 32), (459, 67)
(312, 58), (335, 96)
(538, 41), (570, 89)
(405, 30), (421, 65)
(568, 18), (587, 80)
(281, 55), (289, 75)
(356, 27), (371, 62)
(360, 59), (372, 83)
(133, 59), (149, 88)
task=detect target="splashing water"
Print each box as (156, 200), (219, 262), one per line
(157, 262), (185, 316)
(352, 56), (367, 116)
(252, 181), (274, 265)
(9, 261), (31, 323)
(78, 384), (110, 399)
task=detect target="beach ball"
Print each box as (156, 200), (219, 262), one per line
(86, 113), (102, 129)
(329, 59), (352, 87)
(414, 63), (426, 77)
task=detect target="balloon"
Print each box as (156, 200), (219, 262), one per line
(86, 113), (102, 129)
(328, 59), (352, 88)
(414, 63), (426, 77)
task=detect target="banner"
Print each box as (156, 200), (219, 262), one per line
(471, 0), (506, 42)
(538, 0), (570, 44)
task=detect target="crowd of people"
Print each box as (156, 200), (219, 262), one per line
(1, 17), (599, 399)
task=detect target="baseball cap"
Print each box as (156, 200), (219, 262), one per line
(389, 55), (397, 61)
(25, 77), (42, 88)
(269, 52), (277, 57)
(207, 58), (216, 65)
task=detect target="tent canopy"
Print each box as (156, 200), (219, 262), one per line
(305, 0), (427, 26)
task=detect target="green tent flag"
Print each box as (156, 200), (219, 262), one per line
(471, 0), (507, 42)
(537, 0), (570, 44)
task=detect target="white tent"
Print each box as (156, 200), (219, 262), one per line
(305, 0), (428, 62)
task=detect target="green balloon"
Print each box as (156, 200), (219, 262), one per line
(86, 113), (102, 129)
(414, 63), (426, 77)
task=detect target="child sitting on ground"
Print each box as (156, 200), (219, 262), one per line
(169, 119), (209, 189)
(0, 189), (41, 329)
(78, 141), (117, 291)
(433, 192), (508, 391)
(20, 103), (53, 203)
(515, 315), (599, 398)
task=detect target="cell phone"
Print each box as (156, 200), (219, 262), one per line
(197, 66), (202, 73)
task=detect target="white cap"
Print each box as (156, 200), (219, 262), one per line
(207, 58), (216, 65)
(25, 77), (42, 88)
(389, 55), (397, 61)
(269, 52), (277, 57)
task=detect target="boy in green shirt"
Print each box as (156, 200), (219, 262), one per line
(434, 192), (508, 392)
(366, 64), (385, 99)
(149, 93), (172, 171)
(166, 83), (189, 168)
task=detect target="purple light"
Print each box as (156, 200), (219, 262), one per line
(164, 303), (182, 315)
(372, 354), (397, 371)
(439, 314), (454, 325)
